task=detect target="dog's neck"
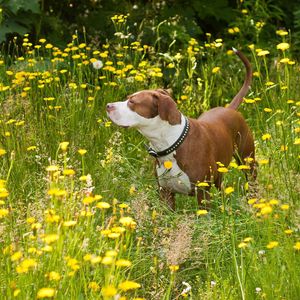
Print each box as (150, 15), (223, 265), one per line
(137, 114), (186, 152)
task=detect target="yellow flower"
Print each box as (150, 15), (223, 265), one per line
(42, 234), (59, 244)
(119, 280), (141, 291)
(37, 288), (56, 298)
(78, 149), (87, 155)
(284, 229), (293, 235)
(257, 50), (270, 56)
(260, 206), (272, 215)
(169, 265), (179, 272)
(163, 161), (173, 169)
(116, 259), (132, 267)
(11, 251), (23, 262)
(276, 42), (290, 51)
(27, 146), (37, 151)
(101, 286), (117, 297)
(0, 149), (6, 156)
(280, 204), (289, 210)
(63, 169), (75, 176)
(238, 242), (247, 249)
(244, 237), (253, 242)
(212, 67), (220, 74)
(96, 201), (110, 209)
(262, 133), (271, 141)
(59, 141), (69, 151)
(224, 186), (234, 195)
(88, 282), (100, 291)
(46, 165), (59, 172)
(101, 256), (114, 265)
(258, 159), (269, 165)
(294, 138), (300, 145)
(266, 241), (279, 249)
(196, 181), (209, 187)
(293, 242), (300, 250)
(119, 216), (135, 226)
(48, 271), (61, 281)
(0, 208), (9, 218)
(63, 220), (77, 227)
(217, 167), (228, 173)
(13, 289), (21, 297)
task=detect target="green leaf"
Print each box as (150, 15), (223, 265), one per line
(6, 0), (40, 14)
(0, 19), (28, 42)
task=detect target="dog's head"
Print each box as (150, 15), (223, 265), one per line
(106, 89), (181, 128)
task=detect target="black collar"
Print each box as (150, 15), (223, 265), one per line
(145, 116), (190, 158)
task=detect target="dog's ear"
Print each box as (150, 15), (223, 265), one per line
(155, 88), (173, 97)
(153, 91), (181, 125)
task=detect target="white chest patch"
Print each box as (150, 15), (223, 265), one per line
(156, 156), (191, 194)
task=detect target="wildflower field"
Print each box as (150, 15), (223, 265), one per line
(0, 10), (300, 300)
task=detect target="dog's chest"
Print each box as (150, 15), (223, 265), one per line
(156, 157), (191, 194)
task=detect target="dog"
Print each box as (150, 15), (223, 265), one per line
(106, 48), (255, 209)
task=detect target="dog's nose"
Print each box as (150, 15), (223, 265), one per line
(106, 103), (115, 112)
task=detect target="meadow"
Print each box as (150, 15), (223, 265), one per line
(0, 13), (300, 300)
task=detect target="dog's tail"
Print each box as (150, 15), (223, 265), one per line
(228, 48), (252, 110)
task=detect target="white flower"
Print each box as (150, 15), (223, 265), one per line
(210, 280), (216, 288)
(92, 60), (103, 70)
(258, 250), (265, 256)
(255, 287), (262, 293)
(180, 281), (191, 295)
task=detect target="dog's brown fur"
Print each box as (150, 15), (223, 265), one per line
(109, 50), (255, 209)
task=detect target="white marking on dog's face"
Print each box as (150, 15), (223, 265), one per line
(107, 100), (155, 128)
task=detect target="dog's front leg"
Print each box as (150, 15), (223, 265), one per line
(159, 187), (175, 210)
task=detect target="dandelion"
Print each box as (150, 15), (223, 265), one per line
(169, 265), (179, 272)
(78, 149), (87, 155)
(293, 242), (300, 250)
(92, 60), (103, 69)
(101, 286), (117, 297)
(59, 141), (69, 151)
(238, 242), (248, 249)
(88, 282), (100, 292)
(11, 251), (23, 262)
(96, 201), (110, 209)
(276, 42), (290, 51)
(217, 167), (228, 173)
(257, 50), (270, 56)
(284, 229), (293, 234)
(37, 288), (56, 298)
(46, 165), (59, 172)
(47, 271), (61, 281)
(266, 241), (279, 249)
(163, 161), (173, 169)
(0, 148), (6, 156)
(212, 67), (220, 74)
(196, 181), (209, 187)
(262, 133), (271, 141)
(261, 206), (273, 215)
(280, 204), (289, 210)
(63, 220), (77, 227)
(196, 209), (208, 216)
(119, 216), (135, 226)
(119, 280), (141, 291)
(116, 259), (132, 267)
(224, 186), (234, 195)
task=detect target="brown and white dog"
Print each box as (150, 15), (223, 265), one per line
(106, 49), (255, 209)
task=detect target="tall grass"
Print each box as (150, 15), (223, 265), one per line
(0, 14), (299, 300)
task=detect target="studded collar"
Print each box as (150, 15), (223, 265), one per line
(145, 116), (190, 158)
